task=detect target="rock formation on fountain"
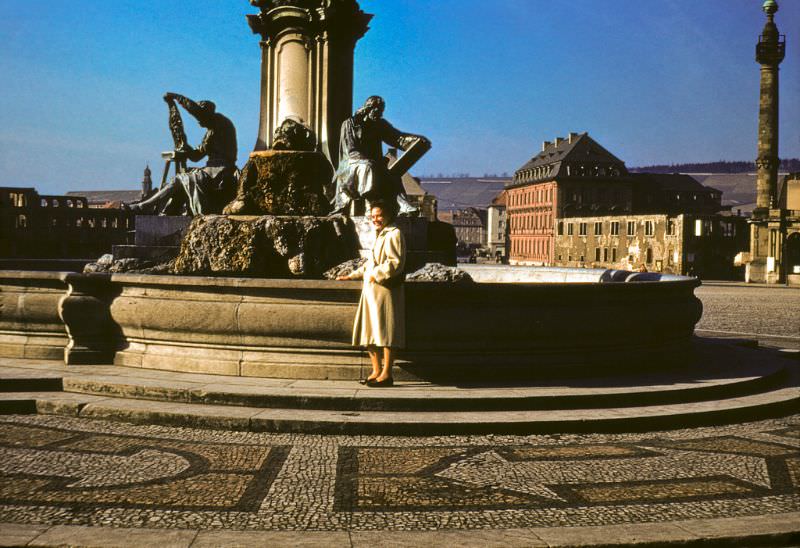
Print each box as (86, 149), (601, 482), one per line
(223, 119), (332, 216)
(173, 214), (359, 277)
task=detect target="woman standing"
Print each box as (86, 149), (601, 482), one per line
(337, 200), (406, 387)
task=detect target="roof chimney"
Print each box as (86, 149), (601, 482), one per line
(554, 137), (564, 147)
(568, 132), (579, 144)
(542, 141), (552, 152)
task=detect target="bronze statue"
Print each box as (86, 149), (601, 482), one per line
(272, 118), (317, 152)
(330, 96), (430, 216)
(128, 93), (238, 215)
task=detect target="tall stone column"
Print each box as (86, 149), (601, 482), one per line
(754, 0), (785, 214)
(246, 0), (372, 165)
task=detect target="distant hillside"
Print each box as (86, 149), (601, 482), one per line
(630, 159), (800, 174)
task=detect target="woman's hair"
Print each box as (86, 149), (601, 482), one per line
(370, 199), (399, 221)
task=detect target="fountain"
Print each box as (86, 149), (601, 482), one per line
(0, 0), (706, 383)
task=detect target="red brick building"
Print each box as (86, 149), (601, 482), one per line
(507, 132), (724, 267)
(507, 132), (626, 265)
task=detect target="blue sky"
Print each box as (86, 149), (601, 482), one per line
(0, 0), (798, 194)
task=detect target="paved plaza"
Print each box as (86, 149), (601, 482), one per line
(0, 414), (798, 546)
(696, 284), (800, 350)
(0, 283), (798, 546)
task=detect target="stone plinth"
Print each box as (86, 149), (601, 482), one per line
(172, 214), (359, 278)
(112, 216), (192, 262)
(223, 150), (332, 216)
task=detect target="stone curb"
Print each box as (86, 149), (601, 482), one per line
(2, 512), (799, 547)
(2, 381), (798, 435)
(54, 363), (788, 412)
(700, 281), (800, 290)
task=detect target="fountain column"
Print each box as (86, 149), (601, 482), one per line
(246, 0), (372, 164)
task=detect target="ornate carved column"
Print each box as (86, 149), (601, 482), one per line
(754, 0), (785, 214)
(246, 0), (372, 164)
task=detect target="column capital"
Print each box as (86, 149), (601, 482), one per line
(247, 0), (372, 43)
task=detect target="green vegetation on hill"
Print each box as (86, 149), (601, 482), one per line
(631, 159), (800, 174)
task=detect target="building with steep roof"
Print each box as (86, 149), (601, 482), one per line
(507, 132), (742, 276)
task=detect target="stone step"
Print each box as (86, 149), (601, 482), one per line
(2, 377), (798, 435)
(0, 348), (791, 412)
(56, 364), (788, 412)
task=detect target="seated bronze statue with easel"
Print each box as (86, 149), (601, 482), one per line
(127, 93), (238, 215)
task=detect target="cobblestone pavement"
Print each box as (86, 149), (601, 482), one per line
(696, 285), (800, 349)
(0, 414), (797, 533)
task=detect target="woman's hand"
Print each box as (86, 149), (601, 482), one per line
(335, 275), (351, 281)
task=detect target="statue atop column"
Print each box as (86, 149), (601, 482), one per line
(128, 93), (238, 215)
(330, 96), (431, 216)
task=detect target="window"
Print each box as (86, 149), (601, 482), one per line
(10, 192), (27, 208)
(667, 219), (675, 235)
(595, 248), (601, 262)
(15, 214), (27, 228)
(627, 221), (636, 236)
(579, 223), (587, 236)
(603, 248), (609, 262)
(579, 254), (585, 263)
(567, 223), (574, 236)
(695, 219), (703, 236)
(594, 221), (603, 235)
(612, 248), (617, 262)
(610, 221), (620, 236)
(645, 220), (654, 236)
(557, 222), (564, 235)
(646, 248), (653, 264)
(722, 221), (736, 237)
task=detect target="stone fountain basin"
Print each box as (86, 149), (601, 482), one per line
(0, 267), (702, 381)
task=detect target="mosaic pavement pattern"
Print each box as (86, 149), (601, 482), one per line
(0, 415), (797, 531)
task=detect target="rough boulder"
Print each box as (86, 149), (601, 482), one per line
(172, 214), (359, 277)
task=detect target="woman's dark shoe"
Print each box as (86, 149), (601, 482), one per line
(366, 377), (394, 387)
(359, 375), (379, 385)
